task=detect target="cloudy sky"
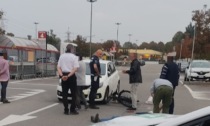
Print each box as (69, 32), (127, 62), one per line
(0, 0), (209, 45)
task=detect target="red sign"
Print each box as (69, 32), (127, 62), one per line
(38, 31), (47, 40)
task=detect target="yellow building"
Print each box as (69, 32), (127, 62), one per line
(119, 49), (162, 61)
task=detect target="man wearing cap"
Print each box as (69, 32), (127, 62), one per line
(0, 52), (10, 103)
(160, 56), (179, 114)
(57, 44), (79, 115)
(89, 49), (103, 109)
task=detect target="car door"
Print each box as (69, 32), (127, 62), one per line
(107, 63), (114, 92)
(109, 62), (119, 92)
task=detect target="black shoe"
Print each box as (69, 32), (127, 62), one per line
(85, 105), (89, 109)
(70, 110), (79, 115)
(94, 113), (100, 123)
(89, 105), (99, 109)
(76, 105), (81, 110)
(2, 99), (10, 104)
(91, 116), (95, 123)
(64, 111), (69, 115)
(127, 107), (137, 111)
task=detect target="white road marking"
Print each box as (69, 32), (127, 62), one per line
(23, 103), (58, 116)
(0, 103), (58, 126)
(0, 88), (45, 104)
(180, 80), (210, 100)
(10, 83), (57, 87)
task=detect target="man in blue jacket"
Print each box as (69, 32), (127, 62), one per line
(160, 56), (179, 114)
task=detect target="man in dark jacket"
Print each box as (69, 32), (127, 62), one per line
(123, 53), (142, 110)
(160, 56), (179, 114)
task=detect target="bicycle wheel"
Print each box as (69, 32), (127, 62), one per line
(118, 90), (132, 108)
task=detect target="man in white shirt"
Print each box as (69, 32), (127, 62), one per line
(150, 78), (173, 114)
(57, 44), (79, 115)
(75, 54), (90, 109)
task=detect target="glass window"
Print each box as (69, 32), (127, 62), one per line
(85, 63), (106, 75)
(191, 62), (210, 68)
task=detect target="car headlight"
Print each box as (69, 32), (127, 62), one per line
(99, 82), (103, 88)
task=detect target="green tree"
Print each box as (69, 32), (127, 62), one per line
(73, 35), (89, 57)
(157, 41), (165, 53)
(47, 30), (61, 51)
(123, 41), (133, 48)
(164, 41), (173, 53)
(192, 7), (210, 58)
(172, 31), (184, 44)
(139, 42), (149, 49)
(185, 23), (195, 38)
(6, 32), (15, 37)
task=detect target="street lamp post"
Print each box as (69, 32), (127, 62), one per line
(87, 0), (97, 58)
(191, 24), (196, 61)
(115, 23), (121, 42)
(179, 39), (184, 60)
(34, 22), (39, 39)
(136, 40), (138, 53)
(128, 34), (132, 42)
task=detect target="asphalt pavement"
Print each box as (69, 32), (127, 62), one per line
(0, 63), (210, 126)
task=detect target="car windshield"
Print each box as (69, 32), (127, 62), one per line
(181, 62), (188, 66)
(191, 61), (210, 68)
(85, 63), (106, 75)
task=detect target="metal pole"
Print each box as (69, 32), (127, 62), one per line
(191, 24), (196, 61)
(34, 22), (39, 39)
(116, 23), (121, 42)
(87, 0), (97, 58)
(179, 39), (184, 60)
(90, 2), (93, 58)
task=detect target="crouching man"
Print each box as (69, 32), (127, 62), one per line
(150, 78), (173, 113)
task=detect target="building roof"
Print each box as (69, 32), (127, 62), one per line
(129, 49), (162, 55)
(0, 35), (58, 52)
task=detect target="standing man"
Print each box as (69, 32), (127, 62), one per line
(75, 54), (89, 109)
(150, 78), (173, 113)
(160, 56), (179, 114)
(122, 53), (142, 110)
(89, 49), (103, 109)
(0, 52), (10, 103)
(57, 44), (79, 115)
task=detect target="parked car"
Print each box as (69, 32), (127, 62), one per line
(57, 59), (120, 103)
(177, 61), (189, 72)
(92, 106), (210, 126)
(184, 60), (210, 81)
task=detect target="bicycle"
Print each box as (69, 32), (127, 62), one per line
(112, 90), (132, 108)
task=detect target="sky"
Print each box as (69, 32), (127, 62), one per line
(0, 0), (209, 45)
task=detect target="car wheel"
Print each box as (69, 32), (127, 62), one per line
(58, 98), (62, 102)
(113, 81), (120, 95)
(103, 87), (110, 104)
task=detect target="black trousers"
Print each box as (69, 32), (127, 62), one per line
(169, 86), (176, 114)
(61, 73), (77, 112)
(89, 76), (99, 106)
(1, 81), (8, 100)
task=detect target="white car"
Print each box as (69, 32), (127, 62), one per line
(57, 59), (120, 103)
(184, 60), (210, 81)
(92, 106), (210, 126)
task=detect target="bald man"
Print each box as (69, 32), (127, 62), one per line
(89, 49), (103, 109)
(122, 53), (142, 110)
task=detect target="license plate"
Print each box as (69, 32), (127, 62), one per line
(199, 75), (204, 78)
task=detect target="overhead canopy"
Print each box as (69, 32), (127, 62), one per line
(0, 35), (58, 52)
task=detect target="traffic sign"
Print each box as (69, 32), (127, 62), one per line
(38, 31), (47, 40)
